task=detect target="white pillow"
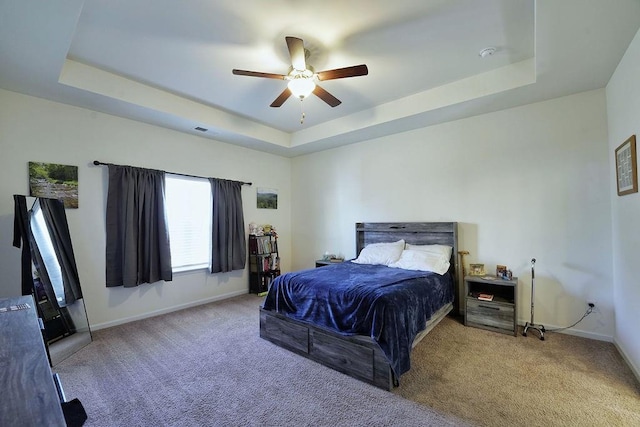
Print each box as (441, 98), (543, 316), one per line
(388, 249), (450, 275)
(405, 243), (452, 260)
(351, 239), (405, 265)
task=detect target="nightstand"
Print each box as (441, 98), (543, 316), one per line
(315, 259), (344, 268)
(464, 275), (518, 336)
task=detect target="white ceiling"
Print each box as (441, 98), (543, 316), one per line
(1, 0), (639, 157)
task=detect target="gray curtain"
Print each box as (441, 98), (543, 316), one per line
(209, 178), (246, 273)
(106, 165), (172, 287)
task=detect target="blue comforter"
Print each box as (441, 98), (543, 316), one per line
(262, 261), (453, 377)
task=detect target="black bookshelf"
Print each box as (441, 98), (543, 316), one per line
(248, 233), (280, 295)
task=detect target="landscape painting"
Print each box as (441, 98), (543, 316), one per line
(29, 162), (79, 208)
(257, 187), (277, 209)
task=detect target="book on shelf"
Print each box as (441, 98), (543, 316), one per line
(477, 293), (494, 301)
(259, 236), (272, 254)
(250, 235), (275, 254)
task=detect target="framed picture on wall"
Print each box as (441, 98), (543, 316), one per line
(615, 135), (638, 196)
(28, 162), (79, 208)
(257, 187), (278, 209)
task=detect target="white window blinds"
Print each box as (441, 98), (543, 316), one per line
(165, 174), (212, 271)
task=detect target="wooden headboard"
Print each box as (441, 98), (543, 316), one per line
(355, 222), (462, 314)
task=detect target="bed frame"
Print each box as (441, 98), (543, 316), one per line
(259, 222), (460, 390)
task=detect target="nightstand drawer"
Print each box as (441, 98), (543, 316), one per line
(466, 299), (515, 331)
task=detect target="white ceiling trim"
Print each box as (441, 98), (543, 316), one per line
(291, 58), (536, 148)
(59, 57), (536, 152)
(58, 59), (291, 148)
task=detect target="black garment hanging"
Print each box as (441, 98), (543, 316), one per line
(13, 195), (34, 296)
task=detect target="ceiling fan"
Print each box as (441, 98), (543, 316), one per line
(232, 36), (368, 108)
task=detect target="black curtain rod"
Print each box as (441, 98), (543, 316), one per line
(92, 161), (252, 186)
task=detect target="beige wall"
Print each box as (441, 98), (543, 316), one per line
(606, 27), (640, 378)
(291, 89), (614, 341)
(0, 85), (620, 347)
(0, 89), (292, 329)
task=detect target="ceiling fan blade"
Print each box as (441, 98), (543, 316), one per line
(270, 88), (292, 107)
(317, 64), (368, 81)
(313, 85), (341, 107)
(286, 36), (306, 71)
(232, 69), (286, 80)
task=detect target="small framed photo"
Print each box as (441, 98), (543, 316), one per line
(469, 263), (485, 276)
(615, 135), (638, 196)
(496, 265), (507, 277)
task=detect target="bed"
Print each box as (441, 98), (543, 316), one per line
(259, 222), (460, 390)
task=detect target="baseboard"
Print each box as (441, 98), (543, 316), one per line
(516, 320), (613, 342)
(613, 339), (640, 384)
(554, 327), (613, 342)
(91, 289), (249, 331)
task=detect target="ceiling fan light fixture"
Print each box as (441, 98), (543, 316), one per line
(288, 75), (316, 99)
(232, 37), (366, 109)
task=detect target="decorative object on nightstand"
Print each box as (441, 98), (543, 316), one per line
(496, 264), (507, 277)
(496, 264), (513, 280)
(248, 233), (280, 296)
(464, 274), (518, 336)
(315, 254), (344, 268)
(469, 263), (485, 276)
(457, 250), (469, 277)
(523, 258), (545, 340)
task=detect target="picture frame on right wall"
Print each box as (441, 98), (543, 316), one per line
(615, 135), (638, 196)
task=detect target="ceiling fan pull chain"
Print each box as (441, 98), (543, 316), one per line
(300, 99), (305, 124)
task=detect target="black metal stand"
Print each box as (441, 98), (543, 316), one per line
(523, 258), (545, 340)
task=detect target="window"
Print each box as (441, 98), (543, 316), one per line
(165, 174), (212, 272)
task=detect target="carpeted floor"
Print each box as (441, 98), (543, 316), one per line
(54, 294), (640, 426)
(396, 315), (640, 426)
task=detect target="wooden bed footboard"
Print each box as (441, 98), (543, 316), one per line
(259, 302), (453, 390)
(259, 308), (394, 390)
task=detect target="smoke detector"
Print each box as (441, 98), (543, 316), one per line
(479, 47), (497, 58)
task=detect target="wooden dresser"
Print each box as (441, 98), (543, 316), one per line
(0, 295), (66, 426)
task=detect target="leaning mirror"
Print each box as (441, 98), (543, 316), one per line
(14, 195), (92, 365)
